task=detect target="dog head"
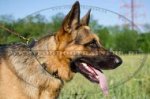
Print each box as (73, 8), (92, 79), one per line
(54, 1), (122, 94)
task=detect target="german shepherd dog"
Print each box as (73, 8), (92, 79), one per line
(0, 1), (122, 99)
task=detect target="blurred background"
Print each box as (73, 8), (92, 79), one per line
(0, 0), (150, 99)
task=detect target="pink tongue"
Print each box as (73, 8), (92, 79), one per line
(81, 63), (109, 95)
(94, 69), (109, 96)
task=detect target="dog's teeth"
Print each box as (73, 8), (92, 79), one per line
(96, 75), (99, 79)
(82, 63), (87, 66)
(81, 63), (89, 69)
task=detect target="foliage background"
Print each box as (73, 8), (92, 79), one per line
(0, 14), (150, 53)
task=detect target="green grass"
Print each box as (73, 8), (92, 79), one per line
(59, 54), (150, 99)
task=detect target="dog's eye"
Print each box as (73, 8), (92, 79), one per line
(89, 42), (98, 48)
(85, 39), (99, 48)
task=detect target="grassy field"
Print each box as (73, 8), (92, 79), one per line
(59, 54), (150, 99)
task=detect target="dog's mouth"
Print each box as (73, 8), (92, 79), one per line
(71, 60), (109, 95)
(71, 55), (122, 95)
(78, 62), (109, 95)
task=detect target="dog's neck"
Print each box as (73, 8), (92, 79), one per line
(31, 34), (73, 82)
(31, 35), (59, 77)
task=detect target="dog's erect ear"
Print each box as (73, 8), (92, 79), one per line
(62, 1), (80, 32)
(80, 9), (91, 26)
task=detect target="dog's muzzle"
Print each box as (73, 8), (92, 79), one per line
(97, 53), (122, 70)
(70, 51), (122, 95)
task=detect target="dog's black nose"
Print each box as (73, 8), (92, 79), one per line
(114, 56), (122, 66)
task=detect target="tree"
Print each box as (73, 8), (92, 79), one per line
(48, 13), (64, 33)
(115, 29), (139, 53)
(96, 27), (111, 49)
(137, 33), (150, 53)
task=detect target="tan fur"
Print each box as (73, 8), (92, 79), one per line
(0, 36), (63, 99)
